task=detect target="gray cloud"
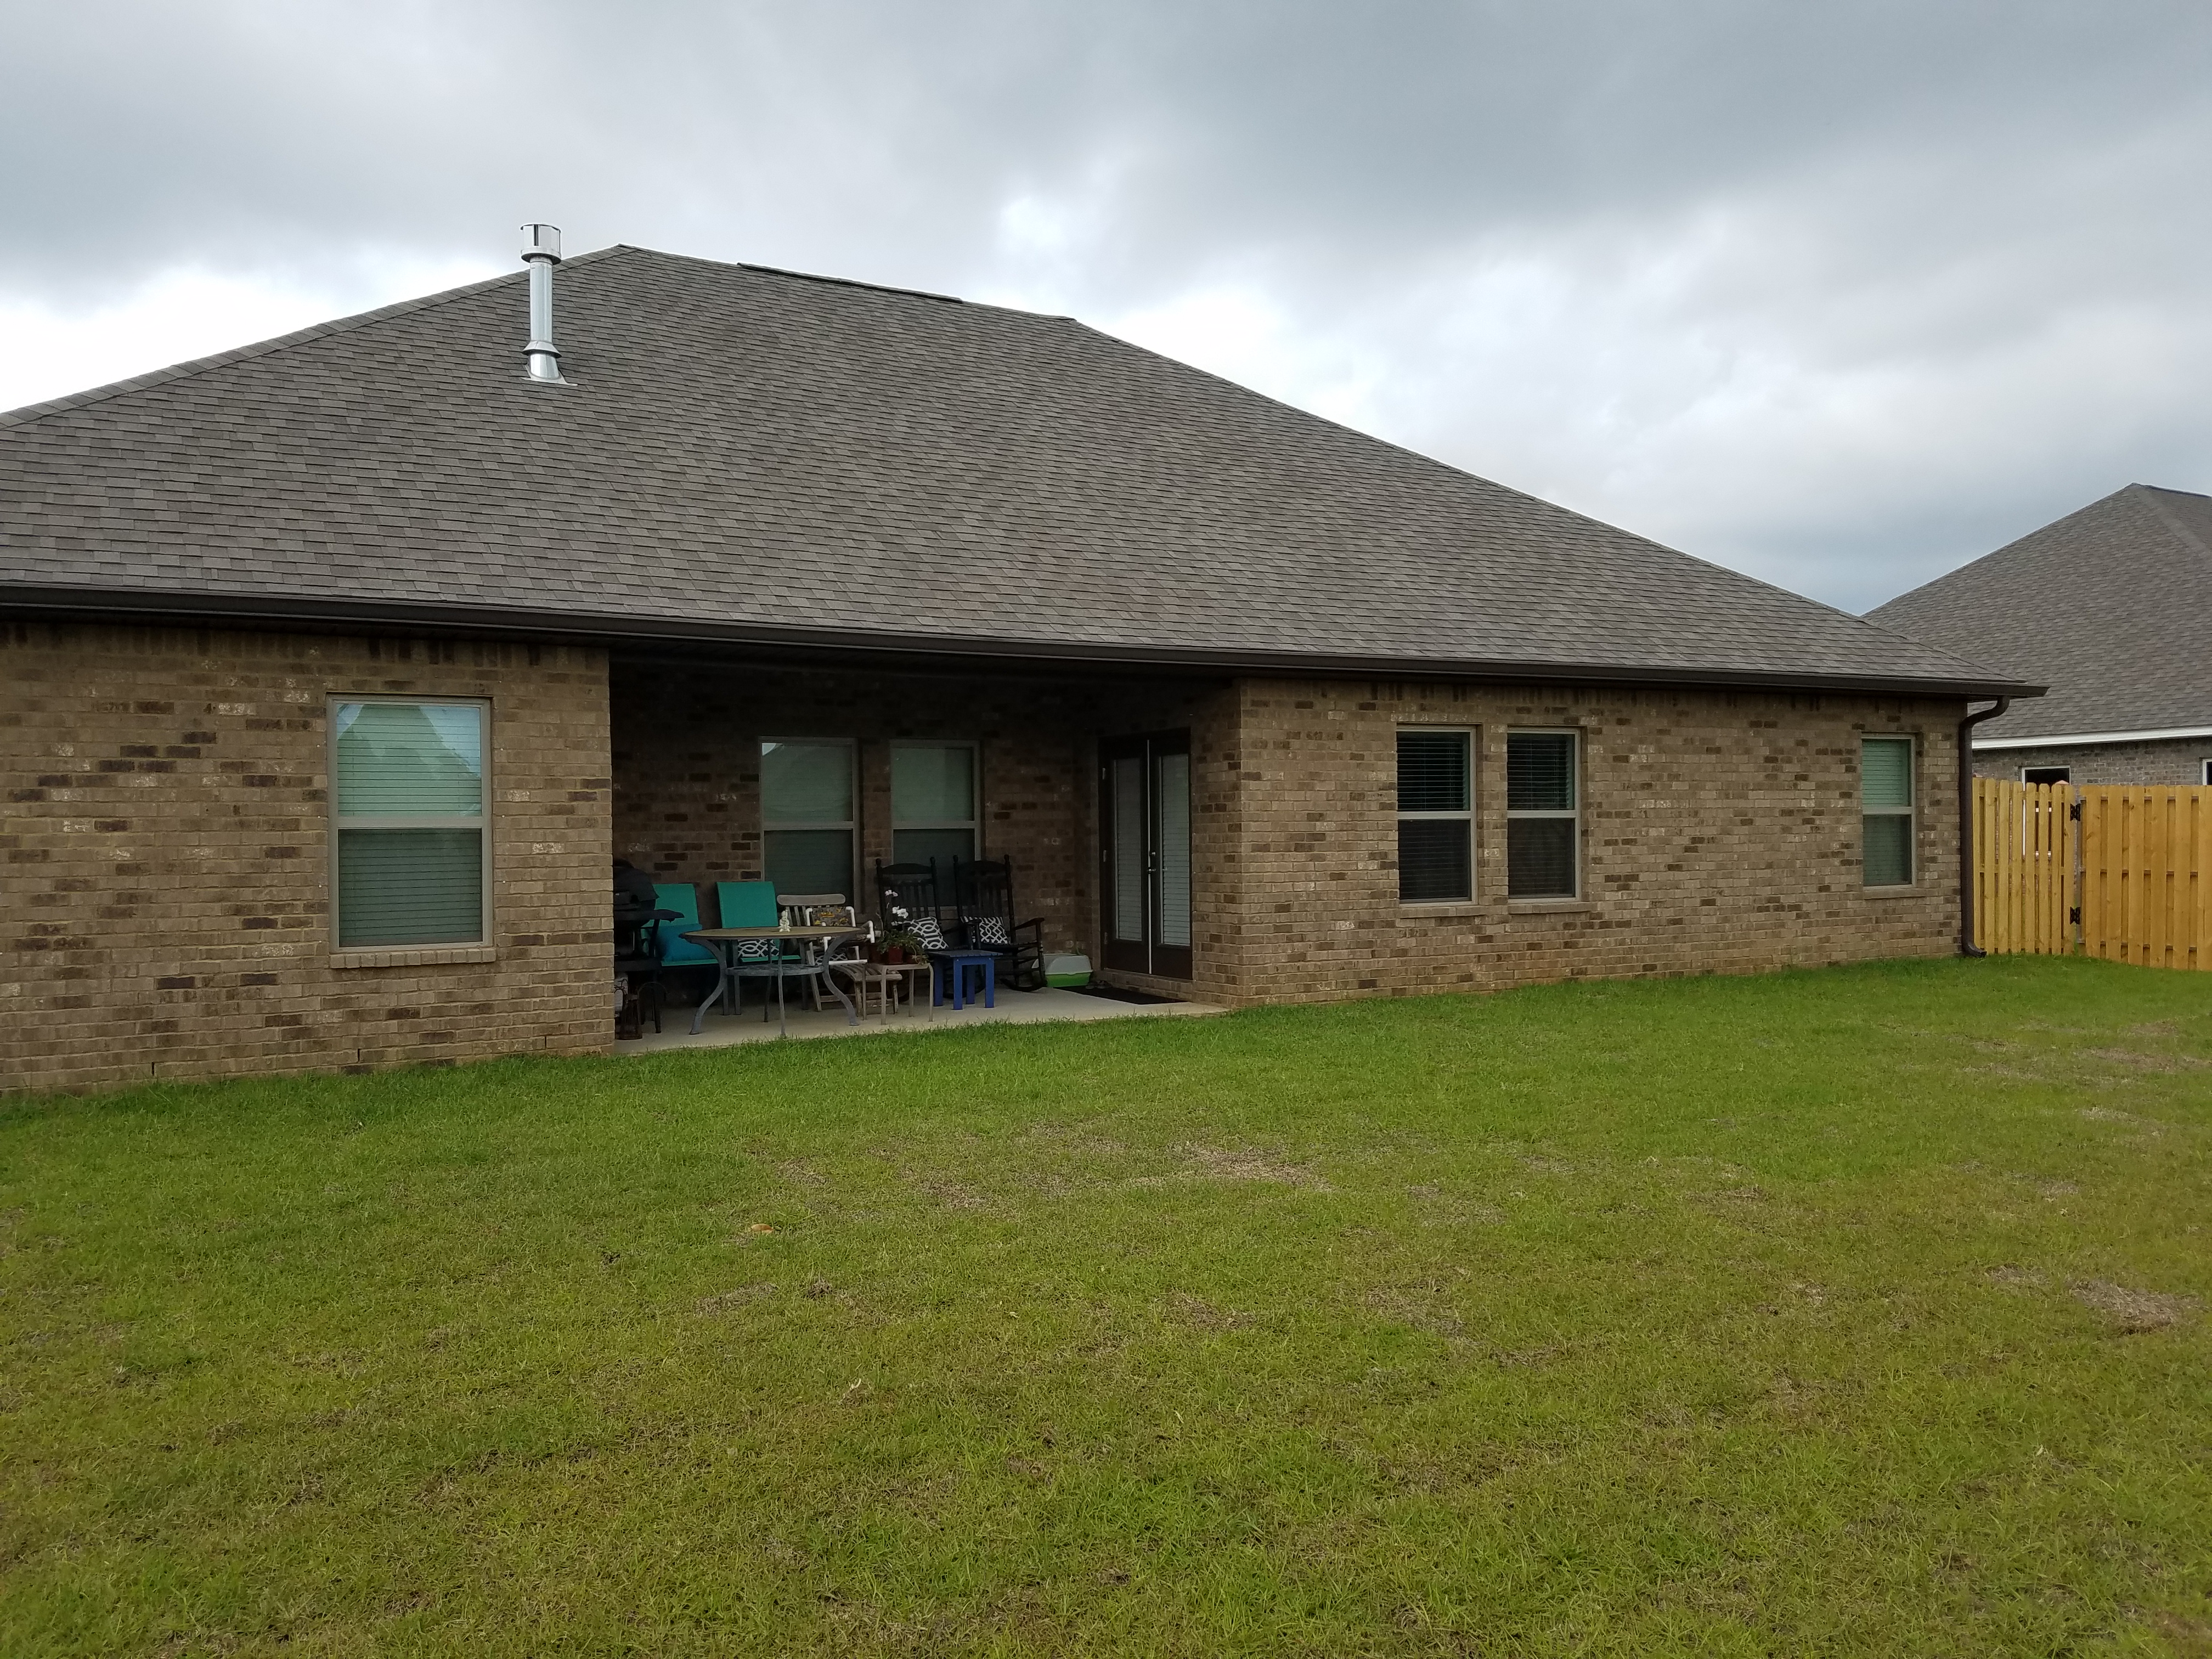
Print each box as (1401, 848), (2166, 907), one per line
(5, 1), (2211, 608)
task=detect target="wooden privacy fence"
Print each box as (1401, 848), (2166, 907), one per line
(1973, 778), (2075, 956)
(1973, 778), (2211, 970)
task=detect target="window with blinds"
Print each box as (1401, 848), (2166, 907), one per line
(1506, 730), (1578, 899)
(332, 700), (488, 948)
(761, 738), (856, 897)
(1397, 729), (1472, 902)
(1861, 736), (1915, 887)
(890, 742), (978, 869)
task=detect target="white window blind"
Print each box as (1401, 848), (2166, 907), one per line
(1506, 731), (1578, 899)
(1397, 729), (1472, 902)
(332, 701), (488, 948)
(1861, 737), (1915, 887)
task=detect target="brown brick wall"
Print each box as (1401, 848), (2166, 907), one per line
(5, 635), (1971, 1094)
(3, 622), (613, 1095)
(1974, 737), (2212, 786)
(1205, 679), (1965, 1005)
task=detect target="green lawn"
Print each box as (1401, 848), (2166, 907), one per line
(4, 959), (2210, 1657)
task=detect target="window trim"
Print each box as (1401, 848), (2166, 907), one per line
(2202, 759), (2211, 787)
(328, 695), (493, 955)
(2020, 764), (2071, 785)
(1505, 727), (1581, 901)
(889, 738), (982, 866)
(760, 735), (859, 897)
(1396, 725), (1476, 905)
(1861, 734), (1917, 890)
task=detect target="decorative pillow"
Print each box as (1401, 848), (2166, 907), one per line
(971, 915), (1011, 946)
(735, 938), (779, 963)
(906, 915), (950, 952)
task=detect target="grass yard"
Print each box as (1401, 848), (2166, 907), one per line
(3, 957), (2210, 1657)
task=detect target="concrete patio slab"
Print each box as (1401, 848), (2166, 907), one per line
(615, 986), (1224, 1054)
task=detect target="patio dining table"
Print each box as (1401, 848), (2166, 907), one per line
(684, 924), (871, 1038)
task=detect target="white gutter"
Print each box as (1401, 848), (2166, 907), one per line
(1974, 724), (2212, 751)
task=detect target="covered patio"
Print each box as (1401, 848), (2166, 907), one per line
(606, 652), (1232, 1035)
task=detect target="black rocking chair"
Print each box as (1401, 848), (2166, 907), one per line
(874, 860), (954, 951)
(953, 857), (1047, 991)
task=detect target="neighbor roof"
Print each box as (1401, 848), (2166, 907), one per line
(2, 245), (2027, 696)
(1866, 483), (2211, 742)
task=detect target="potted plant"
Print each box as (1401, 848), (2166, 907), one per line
(881, 928), (926, 964)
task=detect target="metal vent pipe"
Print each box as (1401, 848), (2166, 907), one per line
(521, 223), (566, 384)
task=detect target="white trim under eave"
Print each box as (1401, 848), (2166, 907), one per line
(1974, 724), (2212, 751)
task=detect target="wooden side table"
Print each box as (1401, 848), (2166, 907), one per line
(833, 961), (935, 1020)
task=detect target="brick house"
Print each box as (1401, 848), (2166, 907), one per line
(2, 243), (2032, 1094)
(1868, 484), (2212, 786)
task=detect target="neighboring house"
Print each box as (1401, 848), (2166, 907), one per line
(1867, 484), (2212, 787)
(2, 242), (2032, 1094)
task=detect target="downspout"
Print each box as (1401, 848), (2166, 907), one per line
(1956, 697), (2011, 956)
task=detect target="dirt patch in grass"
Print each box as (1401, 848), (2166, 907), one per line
(2079, 1106), (2164, 1134)
(1166, 1291), (1256, 1333)
(2083, 1048), (2207, 1073)
(697, 1283), (778, 1312)
(1173, 1143), (1334, 1191)
(2070, 1280), (2198, 1333)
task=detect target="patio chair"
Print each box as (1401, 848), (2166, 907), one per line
(714, 878), (812, 1020)
(874, 860), (953, 953)
(952, 856), (1047, 991)
(652, 882), (719, 1006)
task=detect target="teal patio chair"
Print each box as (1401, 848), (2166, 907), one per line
(654, 883), (719, 969)
(714, 879), (810, 1020)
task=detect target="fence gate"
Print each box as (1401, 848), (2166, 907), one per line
(1973, 778), (2211, 970)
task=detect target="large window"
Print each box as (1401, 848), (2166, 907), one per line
(891, 742), (978, 869)
(1397, 729), (1472, 902)
(761, 739), (855, 896)
(1506, 730), (1578, 899)
(332, 699), (488, 949)
(1861, 737), (1915, 887)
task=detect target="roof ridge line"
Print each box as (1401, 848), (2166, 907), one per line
(0, 245), (635, 430)
(620, 244), (970, 308)
(2131, 481), (2212, 569)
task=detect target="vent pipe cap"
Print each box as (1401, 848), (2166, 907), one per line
(520, 222), (567, 385)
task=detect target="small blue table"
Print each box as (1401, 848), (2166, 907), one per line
(929, 950), (997, 1009)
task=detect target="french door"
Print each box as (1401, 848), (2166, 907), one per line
(1099, 731), (1192, 980)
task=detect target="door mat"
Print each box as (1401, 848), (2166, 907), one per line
(1068, 983), (1184, 1006)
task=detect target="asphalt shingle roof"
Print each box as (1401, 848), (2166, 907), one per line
(1866, 483), (2210, 741)
(2, 245), (2026, 695)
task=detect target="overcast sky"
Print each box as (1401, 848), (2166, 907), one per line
(5, 1), (2209, 612)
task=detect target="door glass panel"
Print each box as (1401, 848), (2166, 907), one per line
(1112, 755), (1145, 940)
(1156, 752), (1191, 948)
